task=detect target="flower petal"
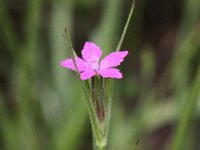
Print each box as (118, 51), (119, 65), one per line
(80, 68), (96, 80)
(60, 57), (87, 72)
(100, 51), (128, 70)
(82, 42), (102, 63)
(99, 68), (122, 79)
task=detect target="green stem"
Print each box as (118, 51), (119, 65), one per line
(81, 81), (105, 146)
(116, 0), (135, 52)
(103, 79), (113, 139)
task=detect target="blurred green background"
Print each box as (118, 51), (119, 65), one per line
(0, 0), (200, 149)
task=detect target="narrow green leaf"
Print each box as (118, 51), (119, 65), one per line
(116, 0), (135, 52)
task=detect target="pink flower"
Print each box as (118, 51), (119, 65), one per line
(60, 42), (128, 80)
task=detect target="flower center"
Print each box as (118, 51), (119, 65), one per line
(91, 62), (99, 71)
